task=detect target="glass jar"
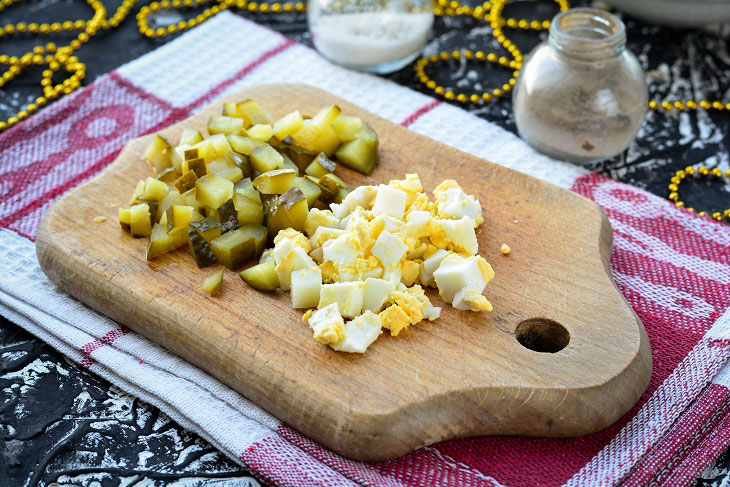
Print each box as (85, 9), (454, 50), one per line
(307, 0), (433, 74)
(512, 8), (647, 164)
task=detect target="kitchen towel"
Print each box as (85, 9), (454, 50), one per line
(2, 12), (730, 486)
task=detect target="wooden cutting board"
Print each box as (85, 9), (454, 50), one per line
(36, 83), (652, 462)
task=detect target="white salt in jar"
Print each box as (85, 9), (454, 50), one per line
(512, 8), (647, 164)
(308, 0), (433, 74)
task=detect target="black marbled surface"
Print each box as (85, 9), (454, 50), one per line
(1, 1), (729, 485)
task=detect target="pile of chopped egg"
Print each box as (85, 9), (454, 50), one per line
(264, 173), (495, 353)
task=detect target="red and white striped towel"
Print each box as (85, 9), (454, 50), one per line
(1, 12), (730, 486)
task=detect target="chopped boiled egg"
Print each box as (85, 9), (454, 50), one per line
(318, 281), (364, 318)
(330, 311), (382, 353)
(372, 184), (407, 219)
(265, 174), (495, 354)
(308, 303), (344, 345)
(291, 267), (322, 308)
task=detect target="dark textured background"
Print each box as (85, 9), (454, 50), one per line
(1, 1), (729, 485)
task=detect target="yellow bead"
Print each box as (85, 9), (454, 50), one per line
(17, 110), (28, 120)
(7, 116), (17, 126)
(426, 80), (436, 89)
(712, 101), (723, 109)
(4, 25), (15, 34)
(699, 211), (708, 217)
(79, 32), (89, 42)
(675, 170), (686, 178)
(726, 170), (730, 178)
(542, 20), (550, 29)
(470, 94), (480, 103)
(712, 168), (723, 177)
(724, 209), (730, 218)
(685, 166), (695, 175)
(36, 97), (47, 106)
(675, 201), (684, 208)
(700, 101), (711, 109)
(50, 22), (62, 33)
(457, 93), (467, 103)
(40, 24), (51, 34)
(475, 51), (485, 60)
(687, 207), (694, 212)
(699, 166), (709, 175)
(673, 101), (685, 110)
(668, 192), (679, 201)
(444, 92), (455, 100)
(27, 103), (37, 113)
(70, 40), (81, 49)
(492, 88), (503, 97)
(0, 122), (6, 130)
(668, 183), (678, 191)
(649, 101), (658, 110)
(434, 86), (444, 95)
(487, 53), (497, 62)
(518, 20), (528, 28)
(661, 101), (672, 110)
(713, 212), (722, 220)
(28, 23), (39, 33)
(687, 100), (697, 109)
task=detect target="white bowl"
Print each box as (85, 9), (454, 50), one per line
(605, 0), (730, 27)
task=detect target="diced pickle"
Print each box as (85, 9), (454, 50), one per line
(318, 173), (349, 195)
(227, 134), (265, 156)
(184, 148), (199, 161)
(311, 104), (341, 128)
(129, 180), (145, 205)
(174, 171), (198, 193)
(156, 167), (178, 184)
(266, 187), (307, 237)
(179, 127), (204, 146)
(189, 217), (222, 242)
(217, 199), (240, 233)
(143, 135), (172, 171)
(206, 157), (243, 183)
(210, 225), (267, 269)
(233, 193), (265, 226)
(240, 260), (279, 291)
(280, 153), (299, 173)
(250, 144), (284, 173)
(119, 207), (131, 231)
(248, 124), (273, 141)
(291, 120), (340, 156)
(166, 205), (195, 233)
(304, 152), (337, 178)
(233, 178), (261, 202)
(147, 223), (187, 260)
(273, 110), (303, 140)
(331, 115), (362, 142)
(195, 174), (234, 209)
(207, 115), (245, 136)
(306, 175), (335, 204)
(292, 176), (322, 208)
(184, 157), (206, 178)
(181, 188), (200, 209)
(285, 144), (318, 172)
(228, 151), (252, 179)
(202, 268), (225, 295)
(235, 100), (275, 127)
(253, 168), (296, 194)
(157, 188), (182, 220)
(188, 227), (217, 267)
(334, 122), (379, 175)
(334, 187), (351, 204)
(130, 203), (152, 237)
(143, 177), (168, 201)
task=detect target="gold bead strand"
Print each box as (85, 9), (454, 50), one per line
(668, 165), (730, 221)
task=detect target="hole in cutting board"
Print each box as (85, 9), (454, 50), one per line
(515, 319), (570, 353)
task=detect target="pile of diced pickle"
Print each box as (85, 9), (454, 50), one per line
(119, 100), (379, 296)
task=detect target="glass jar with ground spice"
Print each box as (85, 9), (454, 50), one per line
(512, 8), (647, 164)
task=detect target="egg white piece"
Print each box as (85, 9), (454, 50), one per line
(291, 267), (322, 308)
(322, 233), (360, 266)
(433, 254), (486, 302)
(433, 217), (478, 255)
(372, 231), (407, 269)
(275, 247), (317, 291)
(330, 311), (382, 353)
(319, 281), (365, 318)
(436, 188), (483, 226)
(371, 184), (407, 219)
(362, 278), (396, 313)
(419, 249), (450, 287)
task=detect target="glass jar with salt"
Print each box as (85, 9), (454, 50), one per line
(512, 8), (647, 164)
(308, 0), (433, 74)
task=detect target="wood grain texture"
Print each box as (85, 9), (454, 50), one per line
(36, 83), (652, 462)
